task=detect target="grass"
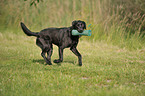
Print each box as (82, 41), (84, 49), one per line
(0, 31), (145, 96)
(0, 0), (145, 95)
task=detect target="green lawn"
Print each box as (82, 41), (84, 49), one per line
(0, 32), (145, 96)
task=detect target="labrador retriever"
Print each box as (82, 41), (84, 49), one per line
(20, 20), (86, 66)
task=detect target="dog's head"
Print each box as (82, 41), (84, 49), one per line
(72, 20), (86, 33)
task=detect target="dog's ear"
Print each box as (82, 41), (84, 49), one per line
(72, 21), (77, 29)
(82, 21), (86, 29)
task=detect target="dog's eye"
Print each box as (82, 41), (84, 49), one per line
(77, 24), (82, 27)
(76, 24), (80, 27)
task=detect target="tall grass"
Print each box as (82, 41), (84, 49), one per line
(0, 0), (145, 50)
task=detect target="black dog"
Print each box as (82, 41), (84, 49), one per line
(20, 20), (86, 66)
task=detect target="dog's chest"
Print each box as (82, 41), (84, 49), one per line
(61, 37), (73, 48)
(61, 36), (79, 48)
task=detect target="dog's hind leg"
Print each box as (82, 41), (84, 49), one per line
(36, 38), (52, 65)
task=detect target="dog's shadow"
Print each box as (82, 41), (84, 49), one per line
(33, 59), (46, 65)
(33, 59), (75, 66)
(63, 61), (76, 65)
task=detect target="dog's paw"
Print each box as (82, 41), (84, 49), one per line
(79, 62), (82, 66)
(53, 59), (62, 63)
(46, 60), (52, 65)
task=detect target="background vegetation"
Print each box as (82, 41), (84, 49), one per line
(0, 0), (145, 96)
(0, 0), (145, 50)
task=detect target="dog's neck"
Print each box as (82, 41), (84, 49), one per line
(69, 26), (74, 31)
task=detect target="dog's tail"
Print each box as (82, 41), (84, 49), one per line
(20, 22), (39, 37)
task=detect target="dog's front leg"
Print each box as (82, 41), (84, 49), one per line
(54, 47), (63, 63)
(70, 47), (82, 66)
(47, 48), (53, 62)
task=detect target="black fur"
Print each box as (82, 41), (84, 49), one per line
(20, 20), (86, 66)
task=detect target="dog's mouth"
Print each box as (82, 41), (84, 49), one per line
(78, 29), (84, 33)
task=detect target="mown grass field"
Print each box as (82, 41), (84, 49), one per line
(0, 32), (145, 96)
(1, 0), (145, 95)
